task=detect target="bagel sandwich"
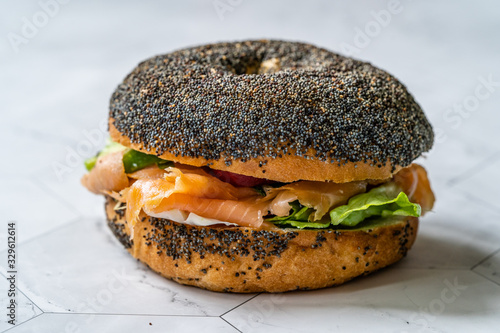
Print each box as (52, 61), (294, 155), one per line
(82, 40), (435, 293)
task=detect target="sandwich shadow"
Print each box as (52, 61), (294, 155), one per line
(277, 228), (499, 319)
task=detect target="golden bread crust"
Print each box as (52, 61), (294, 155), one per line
(110, 122), (402, 183)
(105, 196), (418, 293)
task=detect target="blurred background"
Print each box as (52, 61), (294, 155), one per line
(1, 1), (500, 332)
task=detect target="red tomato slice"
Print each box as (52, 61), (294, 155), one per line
(209, 169), (271, 187)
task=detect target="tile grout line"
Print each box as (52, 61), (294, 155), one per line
(220, 316), (243, 333)
(470, 269), (500, 287)
(1, 313), (246, 332)
(1, 312), (44, 333)
(0, 217), (82, 265)
(41, 312), (220, 317)
(0, 247), (43, 314)
(1, 216), (55, 320)
(16, 287), (44, 316)
(28, 174), (83, 219)
(446, 150), (500, 187)
(219, 293), (261, 318)
(470, 247), (500, 271)
(459, 191), (500, 216)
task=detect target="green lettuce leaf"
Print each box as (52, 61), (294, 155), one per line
(84, 139), (127, 171)
(266, 183), (421, 229)
(122, 149), (173, 173)
(84, 138), (173, 173)
(329, 183), (421, 227)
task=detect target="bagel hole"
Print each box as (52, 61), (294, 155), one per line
(257, 58), (281, 74)
(227, 58), (281, 75)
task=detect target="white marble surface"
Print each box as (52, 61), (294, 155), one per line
(0, 272), (42, 332)
(4, 314), (237, 333)
(1, 0), (500, 332)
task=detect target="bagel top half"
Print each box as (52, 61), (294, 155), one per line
(109, 40), (433, 183)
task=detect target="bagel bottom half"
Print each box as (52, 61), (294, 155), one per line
(105, 196), (418, 293)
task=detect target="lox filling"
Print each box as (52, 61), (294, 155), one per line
(82, 140), (435, 237)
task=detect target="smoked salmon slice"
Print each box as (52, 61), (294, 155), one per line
(124, 169), (266, 235)
(146, 194), (268, 228)
(264, 180), (367, 220)
(81, 151), (129, 194)
(394, 164), (435, 213)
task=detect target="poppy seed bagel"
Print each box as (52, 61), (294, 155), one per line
(105, 196), (419, 293)
(109, 40), (433, 183)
